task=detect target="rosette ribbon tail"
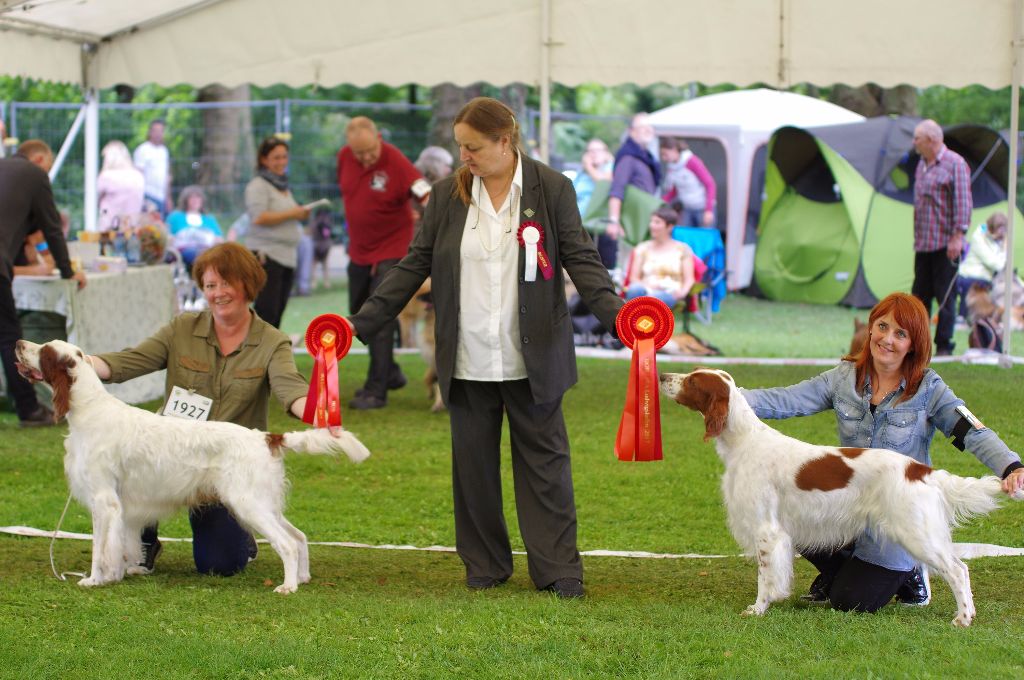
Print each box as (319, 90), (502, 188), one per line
(614, 297), (673, 462)
(615, 336), (663, 461)
(518, 221), (554, 282)
(301, 314), (352, 433)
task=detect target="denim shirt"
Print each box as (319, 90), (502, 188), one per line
(741, 361), (1020, 571)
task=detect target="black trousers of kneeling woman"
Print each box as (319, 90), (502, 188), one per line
(803, 545), (916, 612)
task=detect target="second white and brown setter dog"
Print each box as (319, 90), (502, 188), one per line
(15, 339), (371, 594)
(659, 367), (1021, 627)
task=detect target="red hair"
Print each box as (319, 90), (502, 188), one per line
(842, 292), (931, 402)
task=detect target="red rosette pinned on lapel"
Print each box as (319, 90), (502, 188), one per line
(302, 314), (352, 433)
(517, 221), (554, 282)
(614, 297), (674, 461)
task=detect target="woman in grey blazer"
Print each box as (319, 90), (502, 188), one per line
(349, 97), (623, 598)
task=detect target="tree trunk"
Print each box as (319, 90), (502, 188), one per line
(429, 83), (483, 157)
(829, 84), (917, 117)
(880, 85), (918, 116)
(197, 84), (254, 216)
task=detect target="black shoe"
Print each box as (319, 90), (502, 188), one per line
(543, 577), (584, 599)
(18, 404), (56, 428)
(466, 576), (508, 590)
(354, 374), (405, 399)
(138, 538), (163, 574)
(799, 573), (832, 603)
(895, 566), (931, 606)
(935, 343), (956, 357)
(349, 393), (386, 410)
(246, 534), (258, 563)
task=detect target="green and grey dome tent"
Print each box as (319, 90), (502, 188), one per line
(754, 116), (1023, 307)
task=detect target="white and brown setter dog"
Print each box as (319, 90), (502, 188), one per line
(15, 339), (371, 594)
(659, 367), (1021, 627)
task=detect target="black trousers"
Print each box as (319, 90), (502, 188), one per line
(141, 504), (252, 576)
(803, 546), (913, 613)
(448, 378), (581, 589)
(252, 255), (294, 329)
(0, 278), (40, 418)
(347, 259), (403, 399)
(912, 248), (959, 351)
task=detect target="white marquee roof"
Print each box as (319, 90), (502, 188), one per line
(0, 0), (1019, 90)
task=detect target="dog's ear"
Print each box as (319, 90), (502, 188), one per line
(39, 345), (74, 422)
(686, 372), (730, 441)
(703, 398), (727, 440)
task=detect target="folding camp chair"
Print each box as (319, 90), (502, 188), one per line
(672, 226), (727, 323)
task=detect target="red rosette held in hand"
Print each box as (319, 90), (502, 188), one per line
(614, 297), (674, 462)
(302, 314), (352, 432)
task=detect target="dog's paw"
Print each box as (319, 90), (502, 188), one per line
(741, 604), (767, 617)
(78, 575), (102, 587)
(952, 612), (973, 628)
(126, 565), (152, 576)
(274, 583), (298, 594)
(299, 573), (311, 585)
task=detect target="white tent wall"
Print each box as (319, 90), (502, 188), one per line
(550, 0), (779, 86)
(90, 1), (543, 90)
(0, 30), (83, 85)
(3, 1), (1017, 89)
(783, 1), (1016, 89)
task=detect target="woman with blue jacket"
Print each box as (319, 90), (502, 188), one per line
(742, 292), (1023, 613)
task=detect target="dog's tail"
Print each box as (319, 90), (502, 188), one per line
(280, 428), (371, 463)
(926, 470), (1019, 526)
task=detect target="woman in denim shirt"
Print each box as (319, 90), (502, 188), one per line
(742, 293), (1024, 613)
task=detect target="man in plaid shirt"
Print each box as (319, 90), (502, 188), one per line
(911, 119), (971, 356)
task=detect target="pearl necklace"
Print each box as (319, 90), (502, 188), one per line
(472, 171), (517, 254)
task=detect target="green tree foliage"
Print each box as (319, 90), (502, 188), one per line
(918, 85), (1018, 130)
(5, 77), (1024, 222)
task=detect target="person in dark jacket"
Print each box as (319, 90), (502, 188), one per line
(348, 97), (623, 598)
(1, 140), (86, 426)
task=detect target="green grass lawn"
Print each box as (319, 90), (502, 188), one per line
(1, 289), (1023, 678)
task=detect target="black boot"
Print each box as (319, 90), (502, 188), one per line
(894, 566), (930, 606)
(799, 572), (833, 603)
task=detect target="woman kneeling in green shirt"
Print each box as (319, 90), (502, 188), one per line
(89, 242), (309, 575)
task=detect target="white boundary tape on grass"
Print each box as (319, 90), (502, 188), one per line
(3, 526), (1023, 560)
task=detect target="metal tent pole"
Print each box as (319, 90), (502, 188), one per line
(538, 0), (552, 164)
(1002, 0), (1022, 364)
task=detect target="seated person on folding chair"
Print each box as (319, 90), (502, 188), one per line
(624, 205), (695, 308)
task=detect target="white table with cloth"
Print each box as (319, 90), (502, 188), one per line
(11, 265), (175, 404)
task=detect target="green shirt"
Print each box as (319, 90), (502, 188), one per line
(98, 310), (308, 430)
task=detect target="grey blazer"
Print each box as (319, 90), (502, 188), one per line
(350, 155), (623, 406)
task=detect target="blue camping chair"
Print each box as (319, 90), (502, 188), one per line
(672, 226), (727, 324)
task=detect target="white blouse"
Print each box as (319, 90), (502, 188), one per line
(454, 156), (527, 382)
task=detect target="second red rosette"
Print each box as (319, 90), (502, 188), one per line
(302, 314), (353, 432)
(614, 297), (674, 462)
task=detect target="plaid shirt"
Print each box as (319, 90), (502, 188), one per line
(913, 145), (972, 252)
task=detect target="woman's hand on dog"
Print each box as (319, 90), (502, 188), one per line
(1002, 467), (1024, 496)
